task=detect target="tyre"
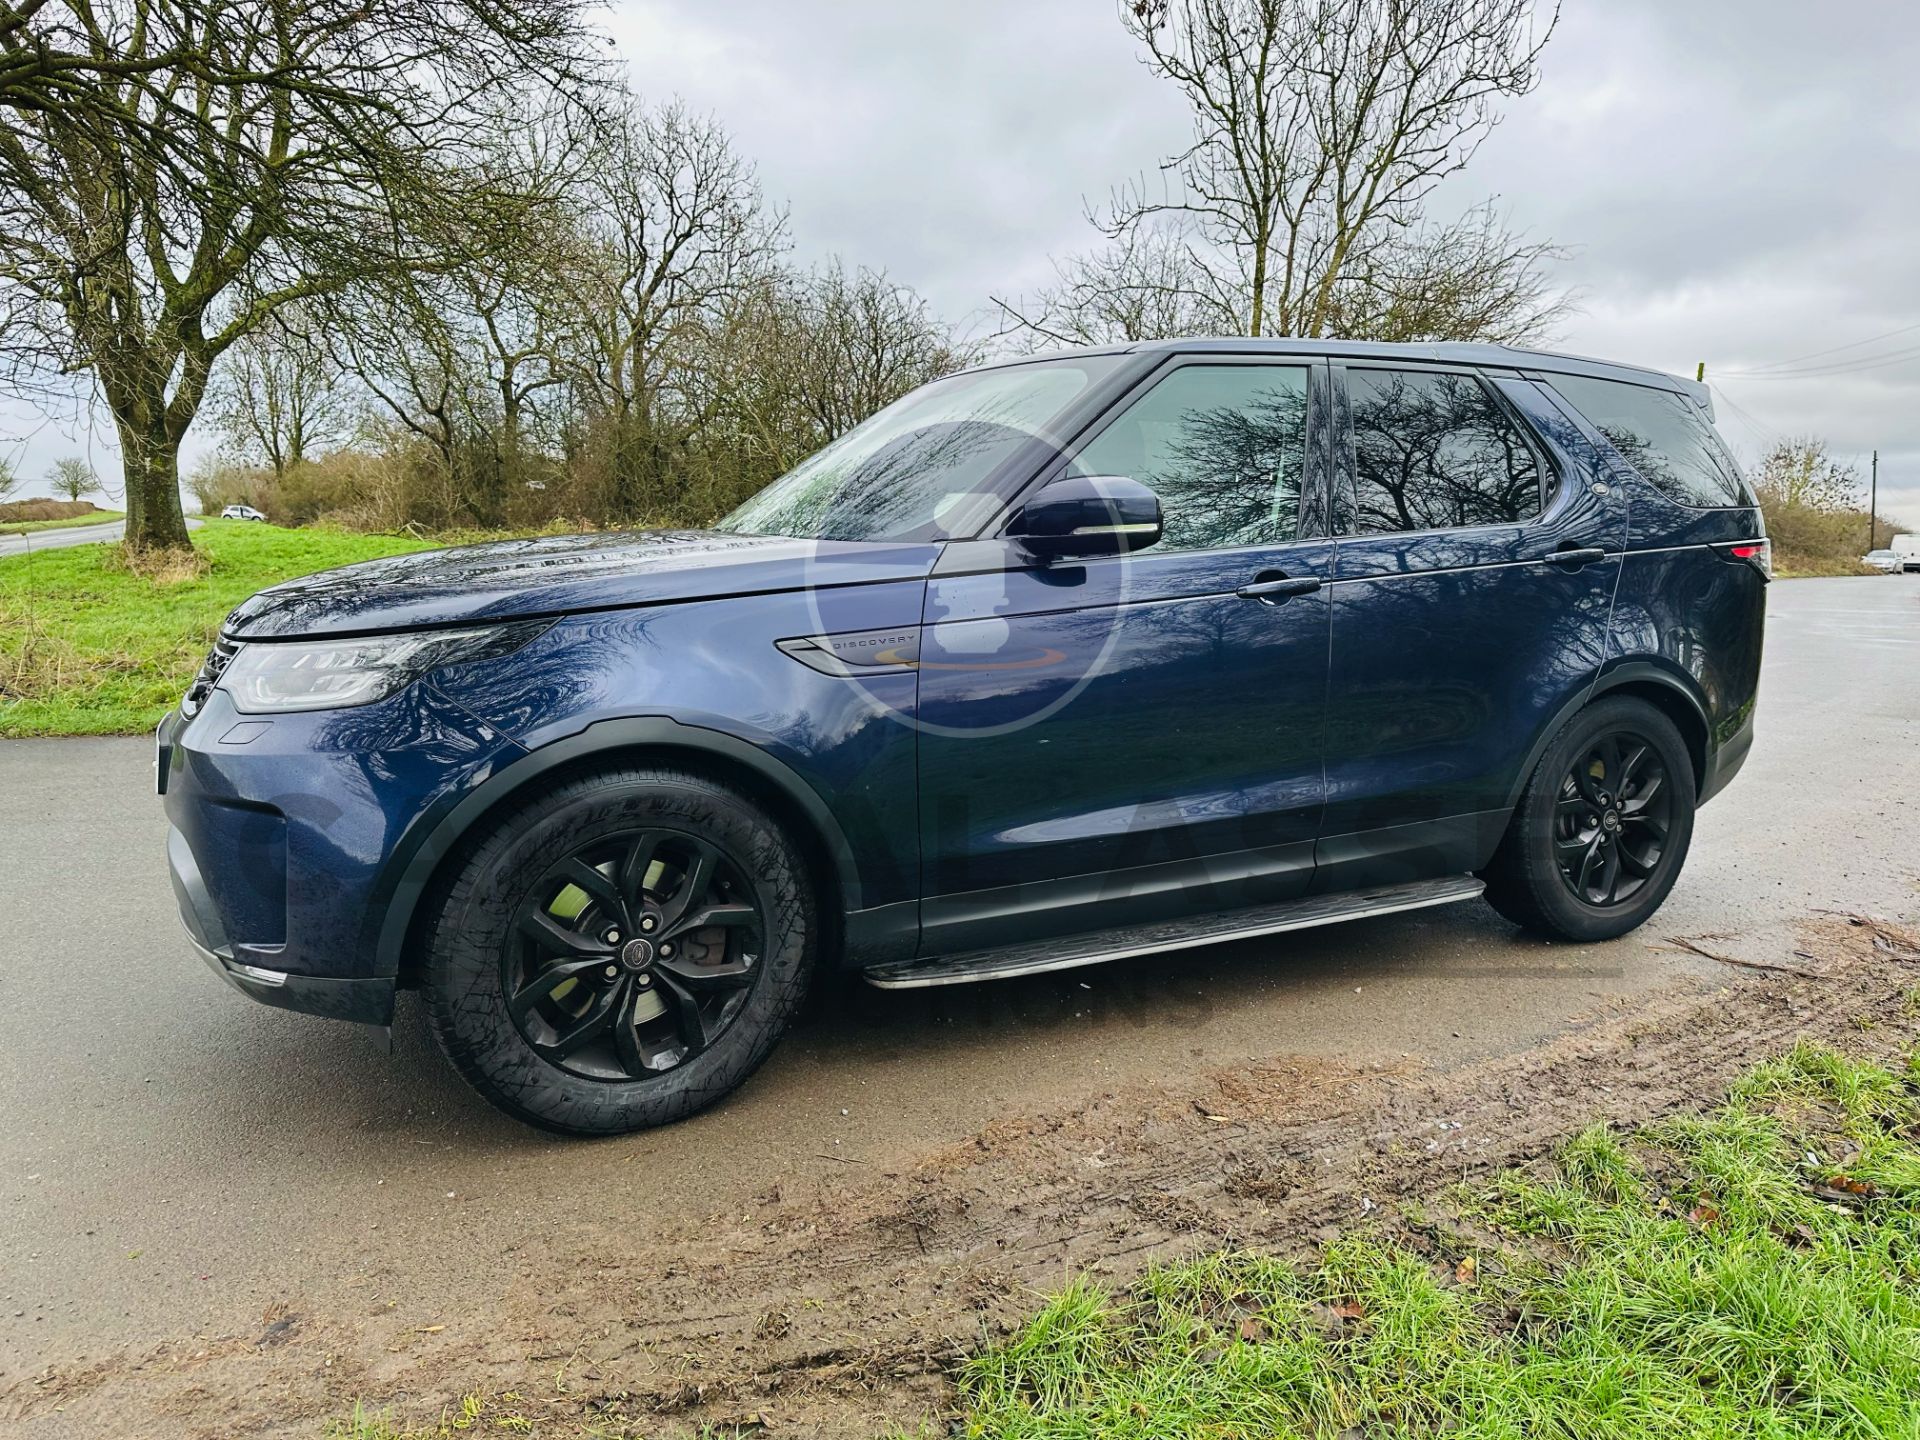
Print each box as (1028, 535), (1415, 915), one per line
(422, 766), (815, 1135)
(1480, 696), (1695, 943)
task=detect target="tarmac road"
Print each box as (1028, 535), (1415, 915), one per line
(1, 575), (1917, 1382)
(0, 516), (204, 558)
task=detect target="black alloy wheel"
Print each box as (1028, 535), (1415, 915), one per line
(1480, 695), (1696, 944)
(1553, 732), (1673, 908)
(505, 828), (766, 1082)
(423, 766), (815, 1135)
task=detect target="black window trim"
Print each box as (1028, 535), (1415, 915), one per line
(1330, 358), (1564, 543)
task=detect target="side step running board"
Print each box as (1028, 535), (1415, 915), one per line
(863, 875), (1485, 990)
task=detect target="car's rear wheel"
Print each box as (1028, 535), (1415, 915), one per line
(1481, 695), (1696, 943)
(422, 767), (815, 1135)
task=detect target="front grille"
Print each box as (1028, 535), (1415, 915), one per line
(181, 634), (240, 717)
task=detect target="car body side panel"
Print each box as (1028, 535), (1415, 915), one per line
(1531, 364), (1767, 795)
(1600, 548), (1766, 775)
(425, 578), (929, 914)
(912, 355), (1338, 957)
(915, 540), (1334, 954)
(1315, 371), (1627, 888)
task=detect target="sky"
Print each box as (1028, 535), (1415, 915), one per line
(7, 0), (1920, 525)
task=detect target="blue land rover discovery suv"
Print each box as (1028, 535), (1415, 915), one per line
(158, 340), (1768, 1134)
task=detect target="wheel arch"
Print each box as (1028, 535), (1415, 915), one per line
(1589, 664), (1711, 796)
(1502, 662), (1711, 813)
(376, 718), (861, 986)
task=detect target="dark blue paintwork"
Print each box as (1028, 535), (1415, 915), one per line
(160, 337), (1766, 1028)
(222, 530), (944, 639)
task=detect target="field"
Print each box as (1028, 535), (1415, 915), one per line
(0, 508), (124, 536)
(0, 520), (439, 736)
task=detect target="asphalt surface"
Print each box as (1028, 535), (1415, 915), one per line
(0, 516), (202, 558)
(2, 576), (1917, 1379)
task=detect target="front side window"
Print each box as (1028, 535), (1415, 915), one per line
(1548, 374), (1752, 509)
(1066, 363), (1310, 552)
(723, 356), (1124, 542)
(1345, 368), (1544, 534)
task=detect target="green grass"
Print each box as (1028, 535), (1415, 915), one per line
(0, 508), (125, 536)
(326, 1394), (536, 1437)
(0, 519), (440, 736)
(949, 1043), (1920, 1439)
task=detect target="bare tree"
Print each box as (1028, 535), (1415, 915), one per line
(1320, 202), (1571, 343)
(704, 261), (972, 476)
(779, 261), (974, 442)
(1089, 0), (1558, 339)
(323, 103), (593, 527)
(1753, 436), (1860, 512)
(558, 99), (780, 519)
(0, 1), (601, 551)
(340, 277), (479, 523)
(993, 223), (1238, 347)
(0, 452), (17, 502)
(209, 316), (348, 478)
(47, 454), (97, 500)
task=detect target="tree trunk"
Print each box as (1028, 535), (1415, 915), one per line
(116, 421), (193, 551)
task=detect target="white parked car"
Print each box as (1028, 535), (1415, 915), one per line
(1864, 549), (1903, 573)
(1893, 535), (1920, 573)
(220, 504), (267, 522)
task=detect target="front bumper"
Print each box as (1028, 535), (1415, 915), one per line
(159, 683), (526, 1026)
(169, 816), (397, 1025)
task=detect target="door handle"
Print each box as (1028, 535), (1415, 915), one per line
(1544, 546), (1607, 569)
(1237, 573), (1322, 604)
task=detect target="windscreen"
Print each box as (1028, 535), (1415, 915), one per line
(721, 356), (1123, 542)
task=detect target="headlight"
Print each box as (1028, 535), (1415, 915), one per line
(218, 622), (547, 714)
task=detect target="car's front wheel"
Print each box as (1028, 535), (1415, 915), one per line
(1481, 695), (1696, 943)
(422, 766), (815, 1135)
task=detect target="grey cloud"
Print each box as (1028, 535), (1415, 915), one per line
(6, 0), (1918, 524)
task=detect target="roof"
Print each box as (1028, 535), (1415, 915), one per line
(992, 336), (1710, 412)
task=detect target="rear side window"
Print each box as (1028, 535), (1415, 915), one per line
(1344, 368), (1544, 534)
(1547, 375), (1752, 509)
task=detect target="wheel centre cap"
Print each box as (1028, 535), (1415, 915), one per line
(1601, 810), (1622, 833)
(619, 937), (656, 971)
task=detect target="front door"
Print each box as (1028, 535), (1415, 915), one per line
(1316, 362), (1627, 891)
(915, 356), (1336, 956)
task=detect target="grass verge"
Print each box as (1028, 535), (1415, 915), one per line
(0, 519), (438, 736)
(0, 509), (125, 536)
(948, 1042), (1920, 1439)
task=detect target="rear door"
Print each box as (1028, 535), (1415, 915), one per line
(914, 355), (1336, 955)
(1317, 361), (1627, 891)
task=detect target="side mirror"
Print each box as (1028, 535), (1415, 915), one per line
(1005, 475), (1162, 559)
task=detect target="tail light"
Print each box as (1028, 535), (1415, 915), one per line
(1717, 539), (1771, 582)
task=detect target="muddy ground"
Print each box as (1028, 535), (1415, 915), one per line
(7, 908), (1917, 1438)
(6, 579), (1917, 1436)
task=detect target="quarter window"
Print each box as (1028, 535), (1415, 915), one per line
(1344, 368), (1544, 535)
(1548, 374), (1752, 509)
(1067, 364), (1310, 552)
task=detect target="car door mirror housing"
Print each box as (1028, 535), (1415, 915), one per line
(1005, 475), (1163, 558)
